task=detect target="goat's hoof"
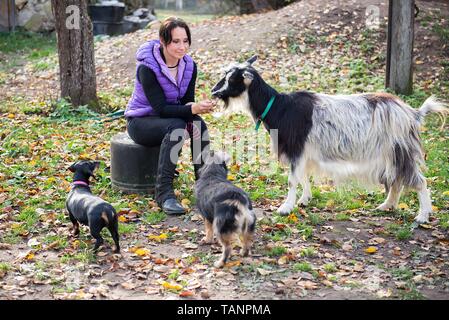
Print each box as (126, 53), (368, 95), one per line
(376, 203), (393, 211)
(277, 203), (294, 216)
(298, 197), (310, 207)
(414, 212), (430, 224)
(240, 249), (251, 257)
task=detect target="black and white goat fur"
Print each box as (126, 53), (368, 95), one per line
(211, 56), (448, 224)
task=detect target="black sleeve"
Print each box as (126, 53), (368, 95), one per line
(138, 65), (193, 120)
(180, 62), (197, 105)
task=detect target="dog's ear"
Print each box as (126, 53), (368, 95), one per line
(68, 162), (77, 172)
(213, 151), (231, 165)
(93, 161), (100, 170)
(84, 161), (100, 177)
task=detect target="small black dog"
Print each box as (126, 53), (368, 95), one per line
(195, 151), (256, 268)
(66, 160), (120, 253)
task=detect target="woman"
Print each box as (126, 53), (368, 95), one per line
(125, 17), (213, 215)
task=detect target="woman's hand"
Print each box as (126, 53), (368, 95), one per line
(191, 100), (215, 115)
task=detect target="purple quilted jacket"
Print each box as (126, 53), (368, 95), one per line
(125, 40), (194, 117)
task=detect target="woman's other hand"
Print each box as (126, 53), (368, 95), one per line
(191, 100), (214, 114)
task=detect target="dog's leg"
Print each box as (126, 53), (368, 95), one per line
(214, 233), (233, 268)
(297, 160), (312, 206)
(240, 230), (254, 257)
(200, 219), (215, 245)
(108, 222), (120, 253)
(376, 182), (403, 211)
(277, 163), (299, 216)
(414, 176), (432, 224)
(69, 212), (80, 237)
(90, 223), (104, 252)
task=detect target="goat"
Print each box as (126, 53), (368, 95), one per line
(211, 56), (448, 224)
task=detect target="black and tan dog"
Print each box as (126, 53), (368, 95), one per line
(195, 151), (256, 268)
(66, 160), (120, 253)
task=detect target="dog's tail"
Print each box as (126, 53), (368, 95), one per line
(100, 205), (117, 226)
(418, 96), (448, 127)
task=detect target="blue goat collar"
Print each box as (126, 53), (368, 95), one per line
(255, 96), (276, 131)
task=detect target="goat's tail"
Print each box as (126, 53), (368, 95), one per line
(418, 96), (449, 127)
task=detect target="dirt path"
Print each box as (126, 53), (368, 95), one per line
(1, 204), (449, 300)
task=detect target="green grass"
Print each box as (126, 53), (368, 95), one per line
(386, 223), (413, 241)
(323, 263), (337, 273)
(143, 211), (166, 225)
(293, 262), (312, 272)
(299, 247), (317, 258)
(0, 29), (57, 73)
(392, 267), (414, 281)
(0, 29), (56, 55)
(266, 246), (287, 257)
(0, 262), (11, 273)
(118, 223), (137, 235)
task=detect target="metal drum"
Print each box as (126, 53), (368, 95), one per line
(110, 132), (159, 194)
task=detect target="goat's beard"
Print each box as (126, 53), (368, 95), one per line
(223, 90), (252, 116)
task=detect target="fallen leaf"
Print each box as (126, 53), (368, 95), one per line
(376, 288), (392, 298)
(224, 260), (241, 268)
(369, 237), (386, 245)
(183, 242), (198, 249)
(161, 281), (183, 291)
(298, 280), (318, 290)
(398, 203), (409, 210)
(181, 199), (191, 208)
(133, 248), (150, 256)
(277, 255), (289, 265)
(257, 268), (273, 276)
(148, 233), (168, 242)
(287, 213), (298, 224)
(179, 290), (195, 297)
(365, 246), (378, 254)
(121, 282), (137, 290)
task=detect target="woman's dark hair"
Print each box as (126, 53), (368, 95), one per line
(159, 17), (191, 45)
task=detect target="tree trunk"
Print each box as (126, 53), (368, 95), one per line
(51, 0), (98, 107)
(386, 0), (414, 95)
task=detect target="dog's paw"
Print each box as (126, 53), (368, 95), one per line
(199, 237), (215, 245)
(277, 202), (294, 216)
(240, 248), (251, 257)
(214, 260), (225, 268)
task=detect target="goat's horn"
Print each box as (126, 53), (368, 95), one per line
(246, 55), (257, 65)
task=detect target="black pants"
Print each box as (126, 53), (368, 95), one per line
(127, 115), (210, 205)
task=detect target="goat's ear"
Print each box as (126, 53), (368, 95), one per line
(246, 55), (257, 65)
(243, 70), (254, 86)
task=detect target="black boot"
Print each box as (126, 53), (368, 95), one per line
(194, 164), (202, 181)
(155, 134), (185, 215)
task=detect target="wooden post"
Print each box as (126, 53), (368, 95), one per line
(386, 0), (415, 95)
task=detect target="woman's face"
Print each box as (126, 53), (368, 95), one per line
(162, 27), (190, 61)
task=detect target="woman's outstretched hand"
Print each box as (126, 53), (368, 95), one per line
(191, 100), (215, 115)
